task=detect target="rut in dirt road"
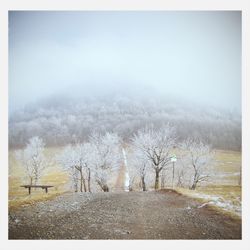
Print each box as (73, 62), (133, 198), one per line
(9, 190), (241, 239)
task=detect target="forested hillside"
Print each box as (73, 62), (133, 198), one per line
(9, 93), (241, 150)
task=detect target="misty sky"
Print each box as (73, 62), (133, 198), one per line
(9, 11), (241, 112)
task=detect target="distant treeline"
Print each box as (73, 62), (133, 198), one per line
(9, 95), (241, 151)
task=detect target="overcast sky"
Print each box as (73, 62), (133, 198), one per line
(9, 11), (241, 112)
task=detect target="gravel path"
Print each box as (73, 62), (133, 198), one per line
(9, 190), (241, 239)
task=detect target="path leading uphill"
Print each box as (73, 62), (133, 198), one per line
(9, 190), (241, 239)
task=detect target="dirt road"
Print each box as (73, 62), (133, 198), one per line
(9, 190), (241, 239)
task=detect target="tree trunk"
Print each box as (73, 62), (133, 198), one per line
(141, 176), (146, 191)
(87, 168), (91, 192)
(172, 162), (175, 189)
(155, 170), (160, 190)
(103, 184), (109, 192)
(190, 183), (197, 190)
(79, 169), (83, 192)
(83, 178), (87, 192)
(79, 168), (87, 192)
(190, 169), (198, 190)
(97, 180), (109, 192)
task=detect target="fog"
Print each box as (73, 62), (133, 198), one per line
(8, 11), (242, 150)
(9, 11), (241, 113)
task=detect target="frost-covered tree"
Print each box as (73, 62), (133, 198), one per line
(90, 132), (122, 192)
(132, 125), (176, 190)
(15, 136), (47, 185)
(75, 142), (94, 193)
(180, 138), (214, 190)
(56, 144), (79, 192)
(57, 142), (94, 192)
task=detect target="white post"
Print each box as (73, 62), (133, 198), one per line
(171, 155), (177, 190)
(172, 161), (175, 189)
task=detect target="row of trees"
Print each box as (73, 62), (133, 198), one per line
(127, 125), (214, 191)
(15, 125), (215, 192)
(57, 133), (121, 192)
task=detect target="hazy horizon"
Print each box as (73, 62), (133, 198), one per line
(9, 11), (241, 113)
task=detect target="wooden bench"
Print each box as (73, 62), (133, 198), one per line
(20, 185), (54, 195)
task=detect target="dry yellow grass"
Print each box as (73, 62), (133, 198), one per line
(9, 147), (69, 210)
(212, 150), (241, 185)
(174, 150), (241, 217)
(176, 184), (241, 218)
(9, 147), (242, 216)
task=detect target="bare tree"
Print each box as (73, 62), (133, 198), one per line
(15, 136), (47, 185)
(90, 132), (122, 192)
(74, 143), (94, 192)
(132, 125), (176, 190)
(180, 138), (214, 190)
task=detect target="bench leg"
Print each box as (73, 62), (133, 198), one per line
(45, 188), (48, 193)
(28, 187), (31, 195)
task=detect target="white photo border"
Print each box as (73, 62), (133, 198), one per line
(0, 0), (249, 249)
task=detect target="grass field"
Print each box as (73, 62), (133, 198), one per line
(9, 147), (69, 209)
(9, 147), (241, 217)
(176, 150), (241, 217)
